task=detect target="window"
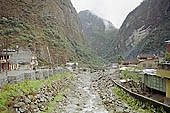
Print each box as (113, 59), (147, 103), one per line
(143, 63), (146, 67)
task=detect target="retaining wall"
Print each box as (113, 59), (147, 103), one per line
(0, 67), (69, 88)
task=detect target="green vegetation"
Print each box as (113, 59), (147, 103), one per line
(78, 10), (118, 59)
(120, 70), (142, 83)
(0, 80), (43, 112)
(43, 89), (67, 113)
(164, 52), (170, 62)
(71, 40), (105, 66)
(113, 86), (166, 113)
(0, 17), (105, 66)
(0, 73), (73, 113)
(0, 18), (33, 48)
(117, 55), (125, 64)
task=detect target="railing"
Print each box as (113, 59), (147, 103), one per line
(112, 79), (170, 112)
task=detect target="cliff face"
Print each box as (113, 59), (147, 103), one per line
(108, 0), (170, 60)
(0, 0), (104, 65)
(0, 0), (84, 43)
(78, 10), (118, 57)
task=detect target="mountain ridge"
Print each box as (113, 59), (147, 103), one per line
(78, 10), (118, 58)
(0, 0), (104, 66)
(106, 0), (170, 61)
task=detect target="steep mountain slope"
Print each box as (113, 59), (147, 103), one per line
(78, 10), (118, 57)
(0, 0), (104, 66)
(107, 0), (170, 60)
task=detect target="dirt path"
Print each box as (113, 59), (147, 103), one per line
(61, 71), (109, 113)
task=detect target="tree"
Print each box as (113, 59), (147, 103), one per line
(164, 52), (170, 62)
(117, 55), (125, 64)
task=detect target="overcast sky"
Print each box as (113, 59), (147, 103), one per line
(71, 0), (143, 28)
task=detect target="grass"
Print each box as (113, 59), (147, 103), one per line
(0, 73), (73, 113)
(113, 86), (166, 113)
(43, 89), (68, 113)
(120, 70), (142, 83)
(0, 80), (43, 112)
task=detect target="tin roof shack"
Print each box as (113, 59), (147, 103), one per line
(137, 54), (159, 69)
(0, 49), (15, 72)
(143, 69), (166, 93)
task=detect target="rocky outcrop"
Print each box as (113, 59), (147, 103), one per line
(108, 0), (170, 60)
(78, 10), (118, 57)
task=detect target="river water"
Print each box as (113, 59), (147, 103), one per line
(61, 72), (108, 113)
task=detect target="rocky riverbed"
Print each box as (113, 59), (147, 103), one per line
(11, 70), (140, 113)
(57, 70), (139, 113)
(91, 71), (139, 113)
(59, 71), (108, 113)
(11, 74), (73, 113)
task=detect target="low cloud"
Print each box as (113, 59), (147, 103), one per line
(71, 0), (142, 28)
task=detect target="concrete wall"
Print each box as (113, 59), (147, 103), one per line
(0, 67), (69, 88)
(144, 74), (166, 93)
(166, 79), (170, 98)
(138, 59), (158, 69)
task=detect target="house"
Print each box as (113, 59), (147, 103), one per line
(10, 47), (33, 71)
(145, 40), (170, 98)
(121, 61), (139, 67)
(0, 49), (16, 72)
(137, 54), (159, 69)
(156, 63), (170, 98)
(165, 40), (170, 53)
(143, 69), (166, 93)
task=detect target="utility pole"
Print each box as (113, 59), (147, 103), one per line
(57, 57), (59, 68)
(47, 46), (52, 67)
(5, 37), (8, 76)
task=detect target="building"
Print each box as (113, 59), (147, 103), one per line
(157, 63), (170, 98)
(0, 49), (16, 72)
(165, 40), (170, 53)
(137, 54), (159, 69)
(10, 47), (34, 71)
(145, 40), (170, 98)
(121, 61), (139, 67)
(143, 69), (166, 93)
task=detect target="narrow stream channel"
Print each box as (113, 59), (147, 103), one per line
(62, 72), (109, 113)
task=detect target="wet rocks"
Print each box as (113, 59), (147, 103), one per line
(13, 76), (72, 113)
(91, 71), (137, 113)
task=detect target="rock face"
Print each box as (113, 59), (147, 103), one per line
(0, 0), (102, 65)
(78, 10), (118, 57)
(107, 0), (170, 60)
(0, 0), (84, 43)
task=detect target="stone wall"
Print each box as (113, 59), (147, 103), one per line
(0, 67), (69, 88)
